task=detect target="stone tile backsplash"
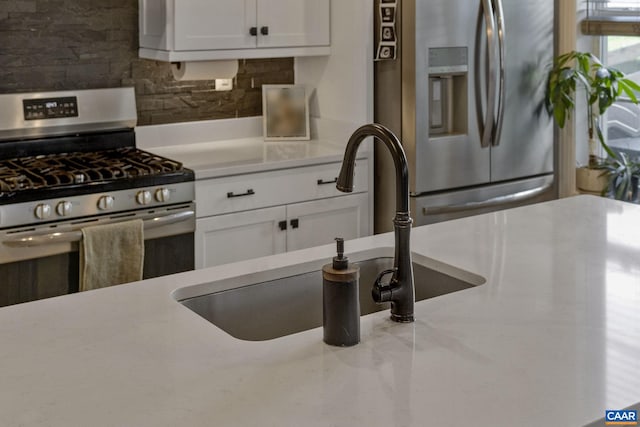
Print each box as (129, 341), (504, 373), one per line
(0, 0), (294, 126)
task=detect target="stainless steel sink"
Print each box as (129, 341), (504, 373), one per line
(177, 256), (484, 341)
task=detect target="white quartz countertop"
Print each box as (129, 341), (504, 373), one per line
(149, 137), (365, 179)
(1, 196), (639, 426)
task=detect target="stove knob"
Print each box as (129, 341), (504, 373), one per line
(97, 195), (115, 211)
(155, 188), (171, 203)
(56, 201), (73, 217)
(34, 203), (52, 220)
(136, 190), (152, 205)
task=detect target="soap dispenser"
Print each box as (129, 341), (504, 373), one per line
(322, 238), (360, 347)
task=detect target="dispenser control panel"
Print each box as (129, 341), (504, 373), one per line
(428, 47), (469, 137)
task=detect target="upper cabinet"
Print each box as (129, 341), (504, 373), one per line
(256, 0), (330, 49)
(173, 0), (257, 51)
(139, 0), (331, 62)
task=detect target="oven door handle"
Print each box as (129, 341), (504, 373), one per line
(3, 210), (195, 248)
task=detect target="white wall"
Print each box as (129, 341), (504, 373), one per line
(294, 0), (375, 235)
(294, 0), (374, 126)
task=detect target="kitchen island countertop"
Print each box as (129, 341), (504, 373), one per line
(0, 195), (638, 426)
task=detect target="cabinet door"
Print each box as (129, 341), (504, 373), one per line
(174, 0), (257, 51)
(286, 194), (369, 253)
(195, 206), (286, 269)
(257, 0), (330, 48)
(195, 160), (369, 218)
(139, 0), (169, 50)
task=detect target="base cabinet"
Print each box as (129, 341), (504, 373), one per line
(196, 194), (369, 269)
(286, 193), (368, 252)
(195, 206), (287, 269)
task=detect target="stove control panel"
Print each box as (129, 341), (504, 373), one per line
(23, 96), (78, 121)
(5, 182), (194, 229)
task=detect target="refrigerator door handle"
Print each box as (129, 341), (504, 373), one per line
(421, 183), (553, 216)
(475, 0), (498, 149)
(492, 0), (506, 147)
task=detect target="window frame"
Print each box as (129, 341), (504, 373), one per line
(600, 35), (640, 150)
(594, 1), (640, 15)
(582, 1), (640, 37)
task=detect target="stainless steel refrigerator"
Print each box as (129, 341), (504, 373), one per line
(374, 0), (556, 232)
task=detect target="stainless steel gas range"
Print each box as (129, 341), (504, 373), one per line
(0, 88), (195, 307)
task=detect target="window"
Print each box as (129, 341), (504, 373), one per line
(602, 36), (640, 155)
(594, 0), (640, 14)
(583, 1), (640, 35)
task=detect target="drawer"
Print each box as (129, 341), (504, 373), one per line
(196, 160), (369, 217)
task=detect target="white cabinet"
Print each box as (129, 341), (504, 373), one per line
(286, 193), (368, 252)
(194, 161), (371, 269)
(256, 0), (330, 48)
(196, 195), (369, 269)
(173, 0), (257, 51)
(195, 161), (368, 218)
(139, 0), (331, 62)
(195, 206), (286, 268)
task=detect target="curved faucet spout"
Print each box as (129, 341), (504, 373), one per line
(336, 123), (415, 323)
(337, 124), (410, 213)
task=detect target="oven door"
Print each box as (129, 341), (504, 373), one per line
(0, 203), (195, 307)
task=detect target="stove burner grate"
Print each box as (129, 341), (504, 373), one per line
(0, 147), (186, 194)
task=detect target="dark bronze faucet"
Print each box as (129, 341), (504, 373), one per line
(336, 124), (415, 323)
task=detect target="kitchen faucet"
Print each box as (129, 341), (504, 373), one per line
(336, 124), (415, 323)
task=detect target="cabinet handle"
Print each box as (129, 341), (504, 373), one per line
(250, 27), (258, 36)
(227, 189), (255, 199)
(290, 219), (299, 229)
(278, 221), (288, 231)
(260, 26), (269, 36)
(317, 178), (338, 186)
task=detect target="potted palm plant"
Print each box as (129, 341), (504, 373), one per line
(547, 50), (640, 194)
(596, 151), (640, 202)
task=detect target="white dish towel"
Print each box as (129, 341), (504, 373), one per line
(79, 219), (144, 292)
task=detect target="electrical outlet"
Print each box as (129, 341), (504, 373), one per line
(215, 79), (233, 91)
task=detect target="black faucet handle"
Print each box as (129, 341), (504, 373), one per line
(372, 268), (396, 303)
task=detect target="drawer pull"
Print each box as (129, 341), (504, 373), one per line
(227, 189), (255, 199)
(317, 178), (338, 186)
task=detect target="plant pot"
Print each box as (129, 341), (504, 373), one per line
(576, 166), (608, 194)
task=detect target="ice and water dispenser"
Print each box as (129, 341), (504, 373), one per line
(428, 47), (468, 137)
